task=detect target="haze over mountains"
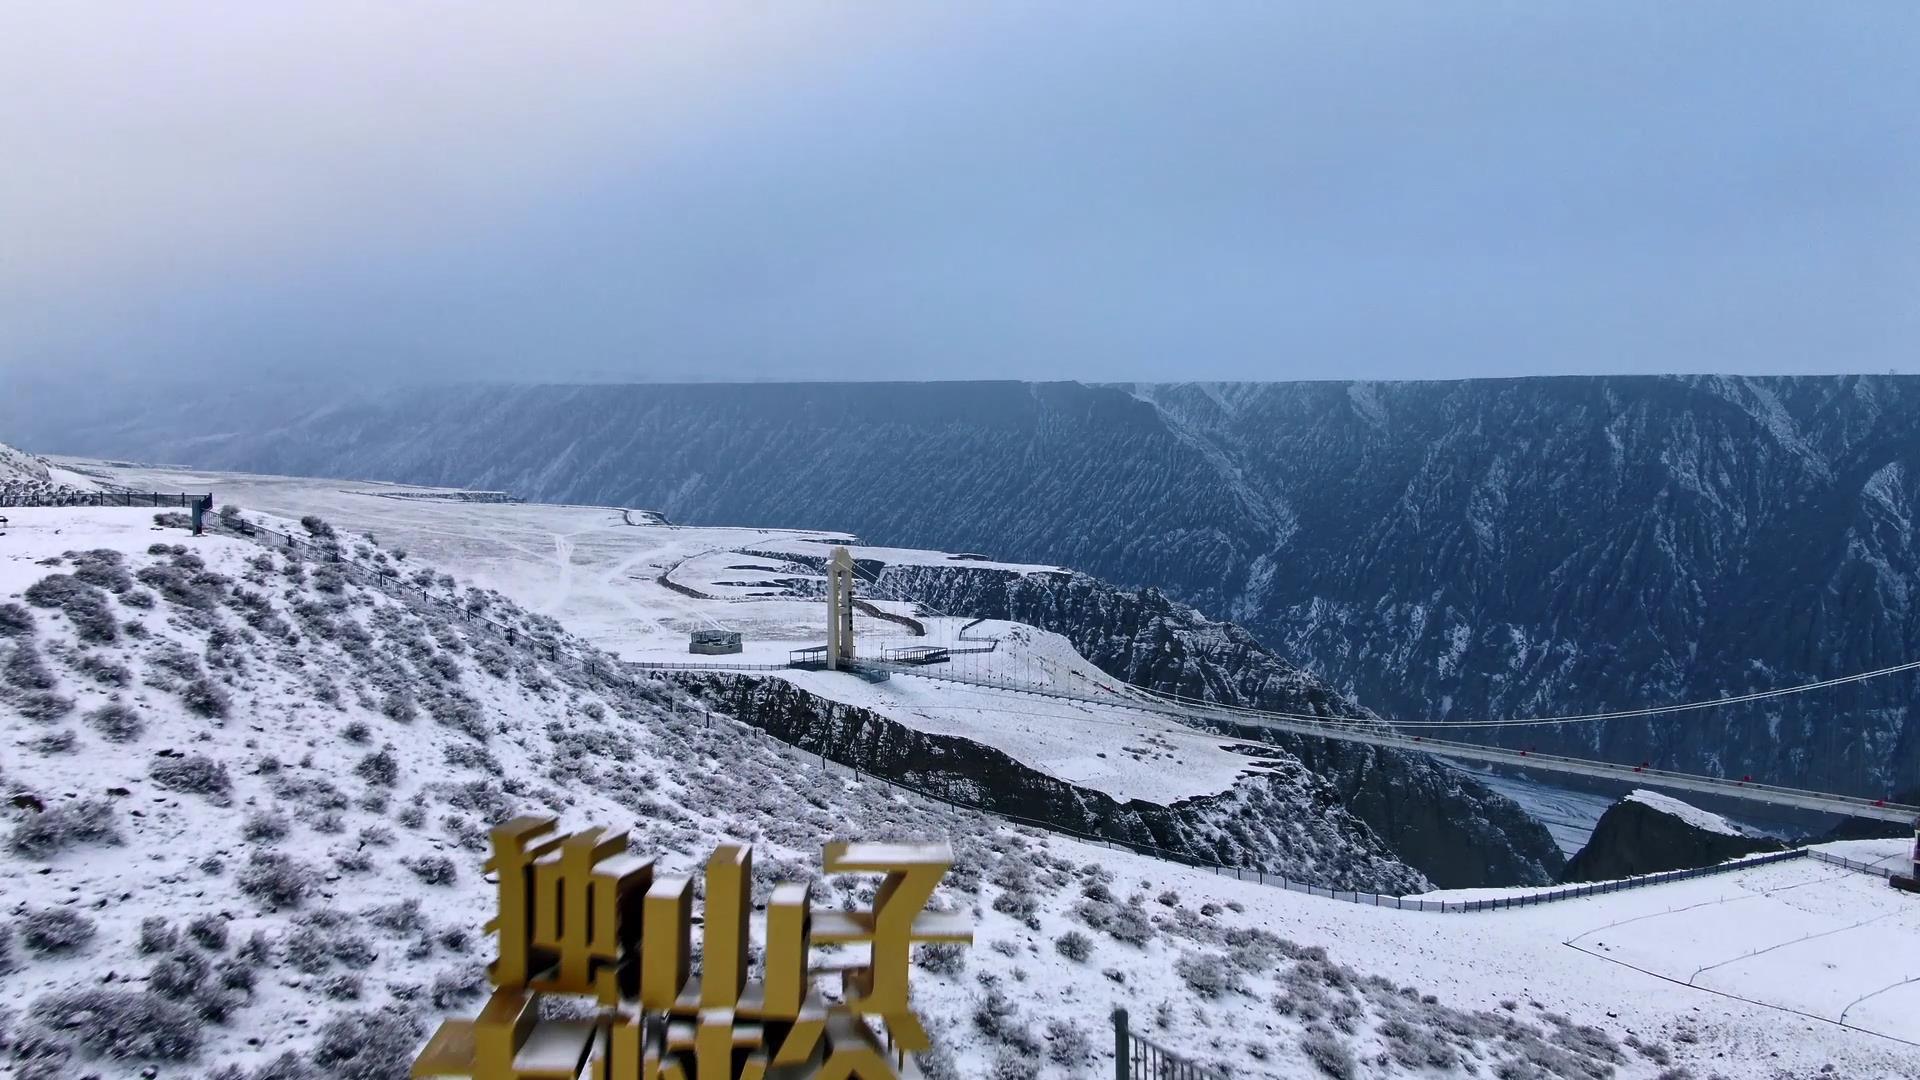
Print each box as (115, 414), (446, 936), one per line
(13, 373), (1919, 798)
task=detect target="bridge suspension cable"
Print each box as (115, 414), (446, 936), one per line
(1137, 658), (1920, 730)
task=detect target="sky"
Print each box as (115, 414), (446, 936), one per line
(1, 3), (1915, 386)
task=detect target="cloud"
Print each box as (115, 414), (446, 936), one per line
(1, 2), (1915, 384)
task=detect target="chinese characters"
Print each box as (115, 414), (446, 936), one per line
(412, 817), (970, 1080)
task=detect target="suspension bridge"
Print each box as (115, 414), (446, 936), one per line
(662, 545), (1920, 828)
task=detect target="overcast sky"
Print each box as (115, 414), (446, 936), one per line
(1, 3), (1915, 385)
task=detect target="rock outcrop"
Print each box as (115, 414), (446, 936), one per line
(1561, 790), (1784, 882)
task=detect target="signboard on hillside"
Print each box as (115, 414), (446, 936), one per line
(412, 818), (970, 1079)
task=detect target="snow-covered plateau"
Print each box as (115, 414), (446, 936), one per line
(2, 485), (1917, 1077)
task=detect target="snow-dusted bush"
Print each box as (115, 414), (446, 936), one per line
(187, 914), (229, 951)
(217, 957), (257, 991)
(310, 1006), (426, 1080)
(0, 923), (16, 975)
(367, 898), (427, 936)
(283, 928), (335, 974)
(402, 854), (458, 885)
(8, 797), (120, 858)
(300, 515), (337, 540)
(429, 965), (487, 1008)
(341, 719), (371, 744)
(353, 748), (400, 787)
(1300, 1024), (1355, 1080)
(237, 851), (316, 909)
(63, 588), (118, 644)
(19, 908), (95, 954)
(243, 811), (292, 843)
(240, 1052), (318, 1080)
(148, 949), (211, 999)
(138, 916), (179, 954)
(0, 602), (32, 637)
(1054, 930), (1093, 962)
(1043, 1018), (1091, 1066)
(181, 676), (232, 718)
(1176, 951), (1239, 999)
(74, 652), (131, 686)
(27, 727), (78, 753)
(915, 941), (967, 977)
(32, 989), (202, 1060)
(85, 701), (143, 741)
(323, 973), (364, 1000)
(23, 574), (93, 610)
(4, 641), (56, 689)
(150, 753), (232, 799)
(970, 986), (1038, 1056)
(66, 549), (133, 592)
(12, 692), (74, 724)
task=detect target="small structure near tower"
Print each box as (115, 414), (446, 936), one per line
(688, 629), (742, 655)
(824, 545), (857, 671)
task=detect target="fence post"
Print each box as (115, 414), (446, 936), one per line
(1111, 1009), (1129, 1080)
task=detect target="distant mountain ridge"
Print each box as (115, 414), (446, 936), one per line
(13, 374), (1919, 796)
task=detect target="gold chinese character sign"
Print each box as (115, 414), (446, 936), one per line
(412, 817), (972, 1080)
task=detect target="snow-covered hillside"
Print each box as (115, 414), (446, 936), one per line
(4, 505), (1918, 1080)
(52, 461), (1519, 891)
(0, 440), (97, 503)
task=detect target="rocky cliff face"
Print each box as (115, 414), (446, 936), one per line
(686, 673), (1431, 894)
(1561, 792), (1785, 883)
(865, 561), (1564, 889)
(17, 375), (1918, 796)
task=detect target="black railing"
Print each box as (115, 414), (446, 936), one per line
(0, 491), (210, 508)
(1113, 1009), (1228, 1079)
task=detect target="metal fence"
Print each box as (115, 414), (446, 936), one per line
(1113, 1010), (1228, 1079)
(0, 491), (209, 508)
(1808, 848), (1906, 879)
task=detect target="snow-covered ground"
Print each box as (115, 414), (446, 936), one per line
(6, 504), (1920, 1078)
(51, 461), (1259, 808)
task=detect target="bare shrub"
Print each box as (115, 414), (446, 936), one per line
(85, 701), (143, 740)
(20, 908), (96, 954)
(1044, 1018), (1091, 1066)
(0, 602), (32, 637)
(310, 1006), (426, 1080)
(32, 988), (202, 1059)
(8, 797), (120, 858)
(237, 851), (316, 909)
(1054, 930), (1093, 963)
(181, 676), (232, 718)
(914, 942), (967, 977)
(1300, 1025), (1356, 1080)
(243, 811), (292, 843)
(187, 914), (230, 951)
(353, 748), (400, 787)
(1176, 951), (1239, 999)
(139, 916), (179, 954)
(402, 855), (458, 885)
(150, 753), (232, 799)
(27, 728), (77, 754)
(148, 949), (210, 999)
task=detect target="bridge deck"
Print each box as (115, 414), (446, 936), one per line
(853, 661), (1920, 825)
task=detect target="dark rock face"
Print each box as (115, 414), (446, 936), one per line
(22, 375), (1918, 797)
(687, 672), (1431, 895)
(1561, 796), (1784, 883)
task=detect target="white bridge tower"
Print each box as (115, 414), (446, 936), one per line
(825, 546), (857, 670)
